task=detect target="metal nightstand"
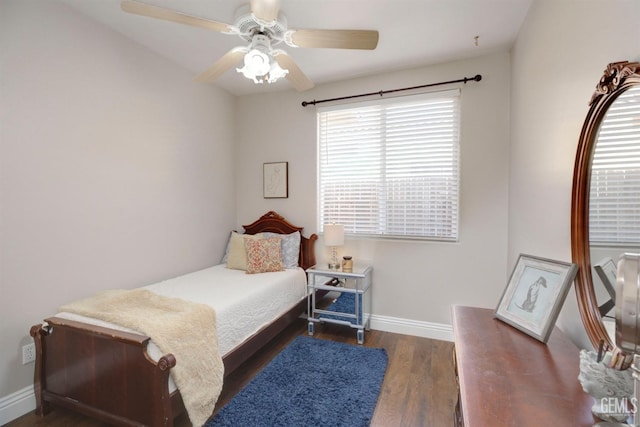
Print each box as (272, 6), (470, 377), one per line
(306, 265), (372, 344)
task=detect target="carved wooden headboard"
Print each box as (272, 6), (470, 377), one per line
(242, 211), (317, 270)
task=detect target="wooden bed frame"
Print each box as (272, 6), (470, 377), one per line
(30, 211), (317, 427)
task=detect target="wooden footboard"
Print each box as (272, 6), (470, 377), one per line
(30, 297), (308, 427)
(29, 211), (317, 427)
(31, 317), (179, 427)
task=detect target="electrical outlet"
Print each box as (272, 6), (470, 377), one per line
(22, 343), (35, 364)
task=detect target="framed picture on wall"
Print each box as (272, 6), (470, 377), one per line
(495, 254), (578, 343)
(263, 162), (288, 198)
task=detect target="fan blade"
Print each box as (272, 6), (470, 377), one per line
(121, 0), (233, 33)
(194, 48), (247, 83)
(288, 29), (379, 50)
(250, 0), (280, 22)
(274, 52), (314, 92)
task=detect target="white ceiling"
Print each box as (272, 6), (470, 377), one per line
(59, 0), (532, 96)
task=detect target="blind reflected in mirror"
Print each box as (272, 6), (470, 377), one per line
(589, 85), (640, 340)
(590, 85), (640, 244)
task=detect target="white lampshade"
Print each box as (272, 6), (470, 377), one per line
(324, 224), (344, 246)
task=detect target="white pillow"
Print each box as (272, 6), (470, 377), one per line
(263, 231), (301, 268)
(226, 232), (263, 271)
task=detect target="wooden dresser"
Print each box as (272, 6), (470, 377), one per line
(452, 305), (596, 426)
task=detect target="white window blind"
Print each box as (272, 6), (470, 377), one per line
(589, 85), (640, 245)
(318, 90), (460, 240)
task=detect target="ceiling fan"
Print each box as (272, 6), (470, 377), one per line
(120, 0), (379, 91)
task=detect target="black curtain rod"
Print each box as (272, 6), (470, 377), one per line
(301, 74), (482, 107)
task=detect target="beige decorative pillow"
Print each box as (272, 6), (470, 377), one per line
(245, 237), (284, 274)
(226, 232), (263, 271)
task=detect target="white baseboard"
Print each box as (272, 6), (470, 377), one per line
(0, 385), (35, 425)
(369, 314), (453, 342)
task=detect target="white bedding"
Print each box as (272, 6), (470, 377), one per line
(56, 264), (307, 391)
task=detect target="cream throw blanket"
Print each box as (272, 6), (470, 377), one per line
(60, 289), (224, 427)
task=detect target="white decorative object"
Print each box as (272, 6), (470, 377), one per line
(578, 349), (633, 423)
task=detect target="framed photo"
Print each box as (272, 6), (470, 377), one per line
(263, 162), (288, 198)
(495, 254), (578, 343)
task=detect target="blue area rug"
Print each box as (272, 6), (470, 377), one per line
(207, 335), (388, 427)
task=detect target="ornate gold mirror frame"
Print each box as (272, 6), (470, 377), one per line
(572, 61), (640, 349)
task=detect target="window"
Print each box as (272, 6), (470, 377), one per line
(589, 85), (640, 245)
(318, 90), (460, 240)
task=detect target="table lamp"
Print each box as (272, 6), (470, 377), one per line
(324, 224), (344, 270)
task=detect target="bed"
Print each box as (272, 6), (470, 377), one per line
(29, 211), (318, 427)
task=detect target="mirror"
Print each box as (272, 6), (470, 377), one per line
(572, 61), (640, 350)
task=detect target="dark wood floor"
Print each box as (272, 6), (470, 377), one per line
(5, 320), (456, 427)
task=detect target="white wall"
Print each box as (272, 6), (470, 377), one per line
(0, 0), (236, 404)
(509, 0), (640, 348)
(235, 52), (511, 330)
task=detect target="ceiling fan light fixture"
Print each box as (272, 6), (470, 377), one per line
(121, 0), (377, 91)
(265, 61), (288, 83)
(236, 34), (288, 84)
(244, 47), (271, 75)
(236, 54), (288, 84)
